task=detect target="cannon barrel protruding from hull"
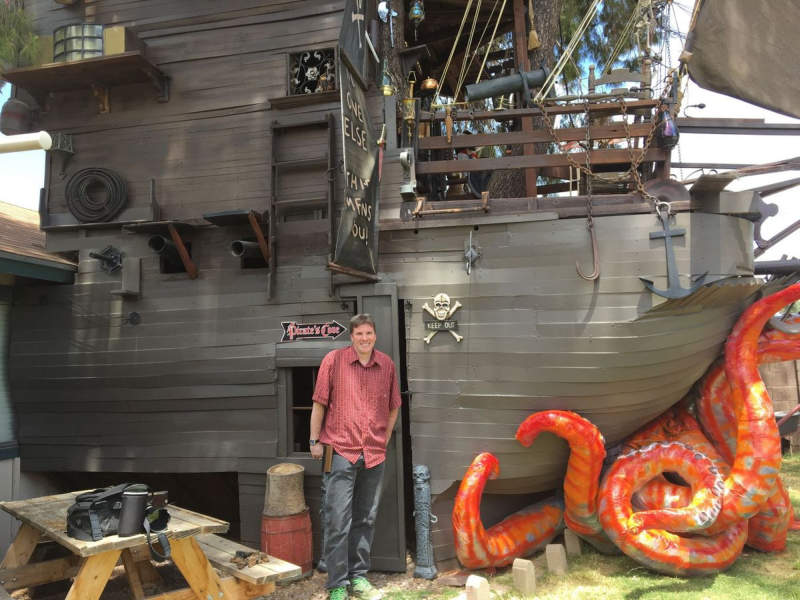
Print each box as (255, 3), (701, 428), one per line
(464, 67), (550, 103)
(148, 235), (182, 265)
(230, 240), (262, 258)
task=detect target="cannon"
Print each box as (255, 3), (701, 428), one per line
(229, 240), (263, 259)
(464, 67), (549, 104)
(148, 235), (183, 268)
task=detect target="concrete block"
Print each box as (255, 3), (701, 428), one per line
(512, 558), (536, 596)
(564, 529), (582, 556)
(465, 574), (490, 600)
(545, 543), (568, 575)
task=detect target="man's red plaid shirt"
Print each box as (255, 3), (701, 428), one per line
(312, 345), (402, 468)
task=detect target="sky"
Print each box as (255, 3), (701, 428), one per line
(0, 3), (797, 262)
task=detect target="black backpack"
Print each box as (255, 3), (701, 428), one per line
(66, 483), (131, 542)
(66, 483), (172, 560)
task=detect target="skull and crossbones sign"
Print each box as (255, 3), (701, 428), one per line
(422, 293), (463, 343)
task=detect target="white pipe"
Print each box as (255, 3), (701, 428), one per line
(0, 131), (52, 153)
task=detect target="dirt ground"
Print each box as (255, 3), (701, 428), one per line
(11, 551), (448, 600)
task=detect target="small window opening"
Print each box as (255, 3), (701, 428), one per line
(290, 367), (318, 453)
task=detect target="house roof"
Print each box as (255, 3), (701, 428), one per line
(0, 201), (76, 280)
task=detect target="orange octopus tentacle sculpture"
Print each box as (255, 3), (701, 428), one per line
(598, 441), (747, 576)
(708, 282), (800, 531)
(516, 410), (618, 553)
(697, 334), (800, 464)
(515, 411), (606, 536)
(452, 452), (564, 569)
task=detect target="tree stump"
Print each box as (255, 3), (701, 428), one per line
(264, 463), (306, 517)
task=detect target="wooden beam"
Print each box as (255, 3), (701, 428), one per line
(247, 211), (270, 264)
(65, 550), (122, 600)
(421, 99), (660, 120)
(416, 147), (667, 174)
(166, 224), (198, 280)
(418, 123), (653, 149)
(121, 549), (145, 600)
(169, 537), (226, 600)
(675, 118), (800, 135)
(513, 0), (537, 197)
(0, 523), (40, 569)
(0, 556), (80, 590)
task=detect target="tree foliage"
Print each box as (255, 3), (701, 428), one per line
(555, 0), (667, 87)
(0, 0), (38, 70)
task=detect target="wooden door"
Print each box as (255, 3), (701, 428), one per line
(339, 281), (406, 571)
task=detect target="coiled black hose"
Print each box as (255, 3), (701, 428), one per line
(65, 167), (128, 223)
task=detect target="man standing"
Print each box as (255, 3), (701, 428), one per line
(310, 314), (401, 600)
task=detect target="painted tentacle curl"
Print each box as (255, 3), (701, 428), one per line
(709, 281), (800, 532)
(515, 410), (617, 553)
(452, 452), (564, 569)
(598, 442), (746, 576)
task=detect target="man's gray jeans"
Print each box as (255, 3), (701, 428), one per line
(323, 452), (386, 590)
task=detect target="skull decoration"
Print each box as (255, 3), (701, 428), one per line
(433, 293), (451, 320)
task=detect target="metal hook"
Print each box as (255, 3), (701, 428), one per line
(576, 218), (600, 281)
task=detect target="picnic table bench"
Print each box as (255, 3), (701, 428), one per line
(0, 491), (300, 600)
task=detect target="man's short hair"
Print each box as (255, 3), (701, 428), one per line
(349, 313), (376, 333)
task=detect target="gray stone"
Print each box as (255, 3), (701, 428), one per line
(545, 543), (568, 575)
(564, 529), (582, 556)
(465, 574), (490, 600)
(512, 558), (536, 596)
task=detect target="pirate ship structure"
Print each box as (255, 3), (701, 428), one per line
(1, 0), (798, 566)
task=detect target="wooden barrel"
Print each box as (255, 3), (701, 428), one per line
(0, 98), (32, 136)
(261, 507), (313, 577)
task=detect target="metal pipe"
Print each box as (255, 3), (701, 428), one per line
(229, 240), (262, 258)
(0, 131), (52, 153)
(464, 68), (549, 102)
(753, 260), (800, 275)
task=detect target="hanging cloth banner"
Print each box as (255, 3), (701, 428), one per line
(331, 10), (380, 277)
(338, 0), (367, 86)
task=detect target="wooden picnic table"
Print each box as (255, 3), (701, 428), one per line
(0, 490), (300, 600)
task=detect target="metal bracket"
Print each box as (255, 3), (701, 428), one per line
(400, 148), (417, 201)
(465, 230), (481, 275)
(89, 245), (123, 274)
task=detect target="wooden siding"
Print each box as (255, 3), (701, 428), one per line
(13, 0), (358, 550)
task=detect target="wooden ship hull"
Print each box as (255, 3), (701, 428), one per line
(2, 0), (797, 569)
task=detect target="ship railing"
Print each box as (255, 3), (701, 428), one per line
(409, 98), (672, 219)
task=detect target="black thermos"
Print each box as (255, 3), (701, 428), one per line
(118, 485), (149, 537)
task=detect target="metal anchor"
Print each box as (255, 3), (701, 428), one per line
(639, 202), (707, 299)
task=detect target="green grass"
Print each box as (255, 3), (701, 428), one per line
(384, 454), (800, 600)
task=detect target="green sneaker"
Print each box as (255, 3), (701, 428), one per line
(350, 577), (382, 600)
(329, 586), (349, 600)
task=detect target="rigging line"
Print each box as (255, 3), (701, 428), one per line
(459, 0), (501, 86)
(535, 0), (601, 102)
(454, 0), (484, 101)
(475, 0), (509, 85)
(600, 6), (639, 75)
(434, 0), (475, 101)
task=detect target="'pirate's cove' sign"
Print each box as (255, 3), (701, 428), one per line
(422, 293), (463, 343)
(281, 320), (346, 342)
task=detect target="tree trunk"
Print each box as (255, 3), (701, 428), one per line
(488, 0), (563, 199)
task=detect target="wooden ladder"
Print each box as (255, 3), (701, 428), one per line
(269, 113), (336, 299)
